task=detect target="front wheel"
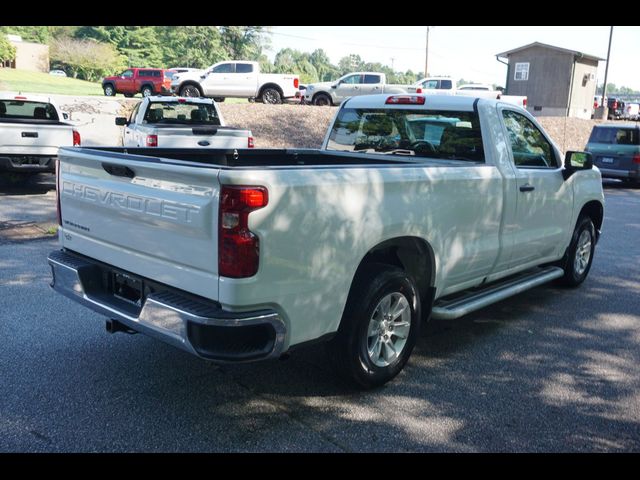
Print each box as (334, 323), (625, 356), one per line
(180, 85), (201, 97)
(313, 93), (332, 106)
(103, 84), (115, 96)
(326, 264), (421, 389)
(558, 216), (596, 287)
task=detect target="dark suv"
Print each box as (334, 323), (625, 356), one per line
(607, 97), (625, 120)
(102, 68), (174, 98)
(586, 124), (640, 185)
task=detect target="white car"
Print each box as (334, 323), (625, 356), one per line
(115, 96), (253, 149)
(49, 69), (67, 77)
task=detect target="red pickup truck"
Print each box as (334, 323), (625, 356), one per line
(102, 68), (174, 98)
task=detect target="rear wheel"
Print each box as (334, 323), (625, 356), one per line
(261, 88), (282, 104)
(558, 216), (596, 287)
(141, 85), (153, 98)
(103, 84), (115, 96)
(327, 264), (421, 389)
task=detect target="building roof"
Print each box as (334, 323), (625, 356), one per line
(496, 42), (605, 62)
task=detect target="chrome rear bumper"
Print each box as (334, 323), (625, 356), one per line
(47, 250), (286, 362)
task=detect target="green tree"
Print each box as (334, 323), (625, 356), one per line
(338, 54), (364, 74)
(0, 33), (16, 63)
(50, 37), (126, 81)
(220, 26), (266, 60)
(157, 26), (226, 68)
(0, 26), (49, 43)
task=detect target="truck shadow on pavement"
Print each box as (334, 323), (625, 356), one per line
(0, 174), (55, 195)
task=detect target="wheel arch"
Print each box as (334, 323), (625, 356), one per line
(139, 82), (155, 94)
(258, 83), (284, 98)
(578, 200), (604, 239)
(349, 236), (436, 310)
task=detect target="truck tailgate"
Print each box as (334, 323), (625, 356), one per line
(57, 148), (221, 300)
(155, 126), (251, 149)
(0, 122), (73, 155)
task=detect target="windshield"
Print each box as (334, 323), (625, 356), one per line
(0, 100), (59, 121)
(143, 101), (221, 125)
(326, 108), (484, 162)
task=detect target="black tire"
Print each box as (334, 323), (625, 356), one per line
(261, 87), (282, 104)
(141, 85), (153, 98)
(326, 264), (421, 389)
(558, 216), (596, 287)
(180, 84), (202, 97)
(313, 93), (332, 106)
(103, 84), (116, 97)
(124, 93), (134, 98)
(213, 97), (225, 103)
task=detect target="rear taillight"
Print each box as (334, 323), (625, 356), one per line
(146, 134), (158, 147)
(416, 88), (422, 94)
(55, 158), (62, 226)
(72, 129), (81, 146)
(294, 78), (299, 88)
(385, 95), (426, 105)
(218, 186), (268, 278)
(633, 154), (640, 165)
(613, 101), (618, 110)
(523, 98), (527, 107)
(248, 136), (254, 148)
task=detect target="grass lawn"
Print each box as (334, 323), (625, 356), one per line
(0, 69), (103, 96)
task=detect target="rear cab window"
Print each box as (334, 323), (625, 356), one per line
(326, 107), (484, 162)
(143, 101), (221, 125)
(589, 127), (639, 145)
(0, 100), (59, 121)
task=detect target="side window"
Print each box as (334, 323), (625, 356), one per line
(122, 70), (133, 78)
(236, 63), (253, 73)
(363, 74), (381, 84)
(440, 79), (453, 90)
(211, 63), (235, 74)
(341, 74), (362, 85)
(138, 70), (151, 77)
(422, 80), (439, 90)
(502, 110), (557, 168)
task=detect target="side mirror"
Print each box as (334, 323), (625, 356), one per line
(115, 117), (128, 126)
(200, 74), (207, 80)
(331, 82), (338, 89)
(562, 151), (593, 180)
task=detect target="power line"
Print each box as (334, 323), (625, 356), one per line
(269, 31), (425, 51)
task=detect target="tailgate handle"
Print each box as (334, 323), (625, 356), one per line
(102, 163), (135, 179)
(22, 132), (38, 138)
(192, 127), (218, 135)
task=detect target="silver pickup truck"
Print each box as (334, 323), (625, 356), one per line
(0, 93), (80, 179)
(115, 96), (253, 149)
(48, 94), (604, 389)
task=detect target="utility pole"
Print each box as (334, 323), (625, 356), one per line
(597, 26), (614, 119)
(424, 26), (430, 78)
(391, 57), (395, 71)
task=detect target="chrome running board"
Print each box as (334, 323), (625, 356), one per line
(431, 266), (564, 320)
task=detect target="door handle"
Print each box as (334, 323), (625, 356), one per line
(519, 184), (535, 192)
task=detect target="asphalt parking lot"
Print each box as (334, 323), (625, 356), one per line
(0, 177), (638, 452)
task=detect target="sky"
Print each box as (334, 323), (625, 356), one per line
(266, 26), (640, 90)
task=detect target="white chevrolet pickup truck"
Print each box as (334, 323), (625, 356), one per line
(115, 96), (253, 149)
(48, 94), (604, 389)
(0, 93), (80, 179)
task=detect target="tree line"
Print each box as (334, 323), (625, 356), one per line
(0, 26), (421, 85)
